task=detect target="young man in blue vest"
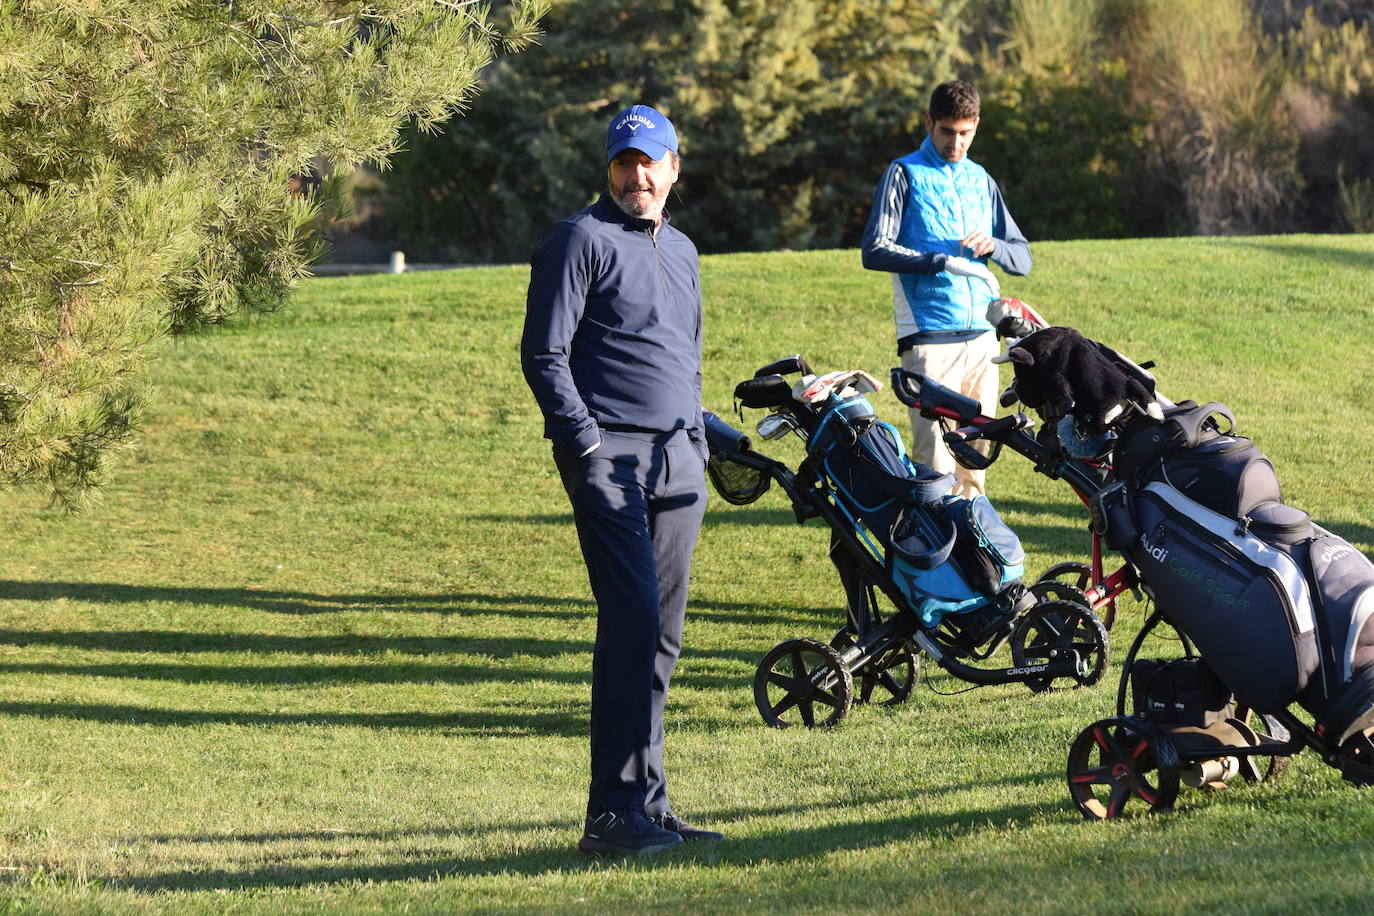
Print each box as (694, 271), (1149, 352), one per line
(521, 104), (724, 856)
(860, 80), (1032, 497)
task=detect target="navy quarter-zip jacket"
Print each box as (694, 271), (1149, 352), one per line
(522, 194), (705, 459)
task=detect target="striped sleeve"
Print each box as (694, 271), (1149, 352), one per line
(860, 162), (945, 275)
(987, 175), (1032, 277)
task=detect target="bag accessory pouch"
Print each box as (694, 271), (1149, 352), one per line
(1090, 480), (1140, 552)
(1131, 657), (1236, 728)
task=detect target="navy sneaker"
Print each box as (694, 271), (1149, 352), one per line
(578, 808), (684, 856)
(650, 810), (725, 841)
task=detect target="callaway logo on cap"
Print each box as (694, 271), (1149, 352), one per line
(606, 104), (678, 164)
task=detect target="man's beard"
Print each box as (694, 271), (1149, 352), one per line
(609, 181), (670, 220)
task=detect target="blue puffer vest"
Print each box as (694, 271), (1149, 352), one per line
(894, 136), (995, 334)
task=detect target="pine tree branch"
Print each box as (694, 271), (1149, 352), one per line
(0, 0), (549, 501)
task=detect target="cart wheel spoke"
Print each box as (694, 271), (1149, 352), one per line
(857, 677), (876, 704)
(769, 693), (798, 718)
(847, 640), (919, 708)
(1069, 765), (1114, 786)
(767, 671), (802, 692)
(1106, 784), (1131, 818)
(1037, 561), (1093, 592)
(812, 688), (841, 709)
(1092, 725), (1113, 754)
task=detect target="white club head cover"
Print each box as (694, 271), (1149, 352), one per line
(986, 297), (1049, 332)
(944, 256), (1000, 299)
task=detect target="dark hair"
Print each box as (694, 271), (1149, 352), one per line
(928, 80), (980, 122)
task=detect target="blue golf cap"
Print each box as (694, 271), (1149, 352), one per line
(606, 104), (678, 164)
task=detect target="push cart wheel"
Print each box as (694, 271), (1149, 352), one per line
(754, 638), (854, 729)
(858, 643), (920, 707)
(1038, 560), (1116, 629)
(1067, 716), (1181, 819)
(859, 642), (920, 707)
(828, 629), (920, 707)
(1029, 578), (1091, 609)
(1010, 600), (1109, 693)
(1036, 561), (1092, 592)
(1230, 712), (1293, 783)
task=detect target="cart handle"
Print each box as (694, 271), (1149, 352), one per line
(944, 412), (1034, 445)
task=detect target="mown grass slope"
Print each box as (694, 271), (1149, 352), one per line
(1, 235), (1372, 913)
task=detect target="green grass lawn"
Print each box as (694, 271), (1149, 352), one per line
(2, 234), (1373, 913)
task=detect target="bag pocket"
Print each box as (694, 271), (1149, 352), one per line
(1245, 500), (1313, 546)
(949, 495), (1025, 597)
(1132, 483), (1318, 712)
(890, 504), (957, 571)
(1131, 657), (1236, 727)
(1090, 480), (1139, 552)
(889, 503), (987, 628)
(1307, 532), (1374, 685)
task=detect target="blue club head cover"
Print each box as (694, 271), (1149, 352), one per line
(1057, 415), (1115, 460)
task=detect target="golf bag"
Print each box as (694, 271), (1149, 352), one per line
(1101, 402), (1374, 747)
(803, 393), (1025, 630)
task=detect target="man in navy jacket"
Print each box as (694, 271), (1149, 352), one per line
(521, 104), (722, 856)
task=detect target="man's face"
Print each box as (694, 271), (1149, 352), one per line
(608, 149), (679, 221)
(924, 113), (979, 163)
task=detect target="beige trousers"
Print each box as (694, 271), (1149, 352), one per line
(899, 333), (1001, 498)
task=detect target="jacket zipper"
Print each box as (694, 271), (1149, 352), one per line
(650, 224), (672, 297)
(948, 165), (973, 329)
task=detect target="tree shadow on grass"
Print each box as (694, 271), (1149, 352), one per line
(102, 770), (1057, 893)
(699, 496), (1099, 566)
(0, 626), (766, 697)
(0, 581), (821, 628)
(988, 495), (1092, 523)
(0, 626), (591, 658)
(0, 653), (753, 693)
(471, 492), (1096, 530)
(0, 659), (595, 688)
(0, 579), (552, 616)
(0, 698), (587, 737)
(699, 494), (1093, 527)
(1237, 239), (1374, 272)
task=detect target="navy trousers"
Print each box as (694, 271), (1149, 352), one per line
(553, 430), (707, 817)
